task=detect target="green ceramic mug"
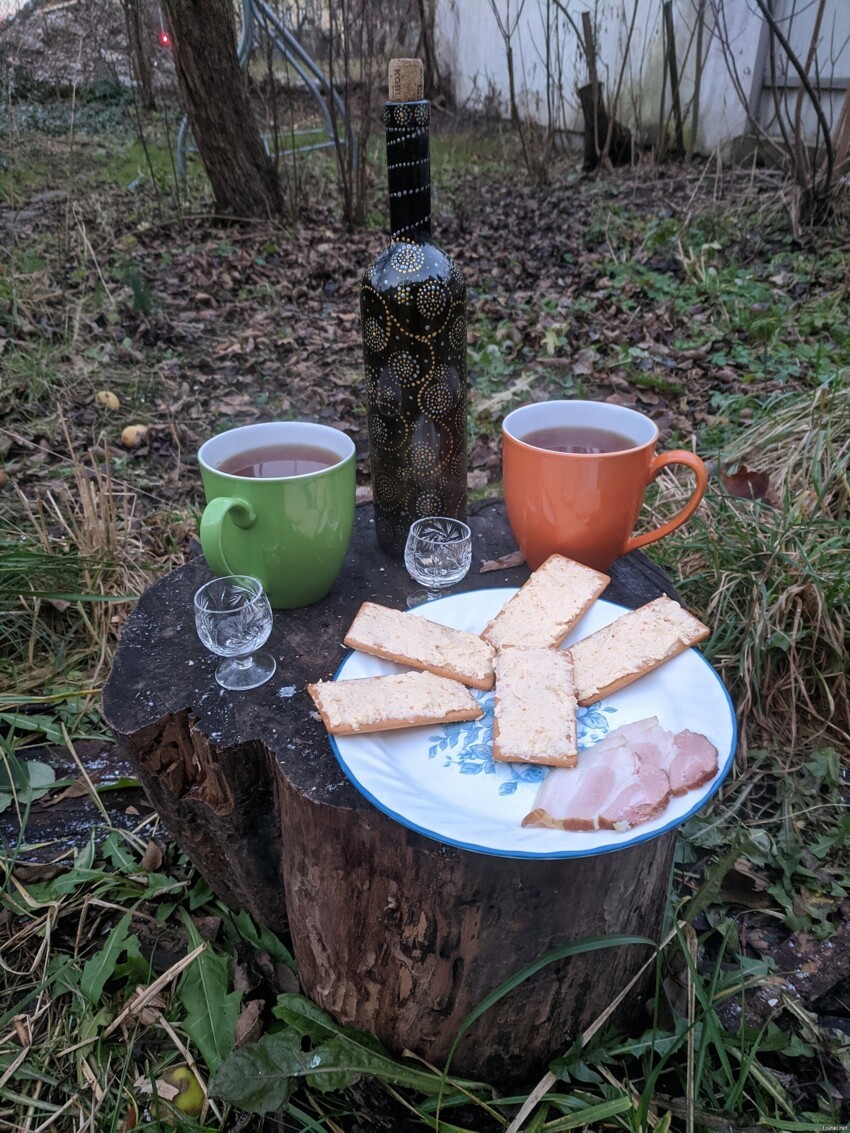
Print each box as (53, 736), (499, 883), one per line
(198, 421), (356, 609)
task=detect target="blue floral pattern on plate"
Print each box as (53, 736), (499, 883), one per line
(428, 692), (618, 796)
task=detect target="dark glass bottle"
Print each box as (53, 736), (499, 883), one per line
(360, 67), (468, 558)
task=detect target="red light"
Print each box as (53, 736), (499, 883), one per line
(158, 30), (171, 47)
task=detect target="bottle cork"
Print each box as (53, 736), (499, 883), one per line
(388, 58), (424, 102)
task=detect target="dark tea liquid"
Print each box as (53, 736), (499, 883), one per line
(219, 443), (340, 478)
(522, 426), (635, 455)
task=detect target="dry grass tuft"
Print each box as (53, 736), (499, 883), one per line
(721, 380), (850, 521)
(649, 380), (849, 751)
(1, 423), (182, 697)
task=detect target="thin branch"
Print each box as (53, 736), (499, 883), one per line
(750, 0), (835, 189)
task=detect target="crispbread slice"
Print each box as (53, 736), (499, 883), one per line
(308, 670), (483, 735)
(481, 554), (609, 651)
(493, 646), (578, 767)
(565, 595), (710, 705)
(344, 601), (496, 690)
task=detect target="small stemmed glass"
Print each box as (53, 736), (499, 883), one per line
(404, 517), (473, 608)
(194, 575), (276, 690)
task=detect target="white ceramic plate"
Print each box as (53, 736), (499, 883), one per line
(328, 589), (737, 859)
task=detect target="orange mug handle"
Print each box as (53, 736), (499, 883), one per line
(623, 450), (708, 556)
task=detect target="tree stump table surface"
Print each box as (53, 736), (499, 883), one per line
(103, 498), (685, 1084)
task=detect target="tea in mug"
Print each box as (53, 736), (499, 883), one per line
(219, 443), (341, 479)
(521, 426), (634, 455)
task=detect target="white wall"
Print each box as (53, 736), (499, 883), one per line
(435, 1), (766, 157)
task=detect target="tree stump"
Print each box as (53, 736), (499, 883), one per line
(103, 498), (682, 1085)
(578, 82), (634, 171)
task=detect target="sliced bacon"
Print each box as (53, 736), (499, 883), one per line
(521, 717), (718, 833)
(522, 717), (672, 832)
(665, 729), (719, 795)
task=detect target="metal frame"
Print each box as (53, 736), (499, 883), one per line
(176, 0), (354, 178)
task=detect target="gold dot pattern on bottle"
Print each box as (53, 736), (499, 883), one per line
(369, 408), (411, 449)
(416, 280), (447, 320)
(369, 415), (390, 447)
(374, 469), (403, 508)
(364, 365), (381, 401)
(419, 368), (454, 417)
(390, 243), (426, 275)
(416, 489), (444, 515)
(448, 313), (467, 351)
(376, 513), (407, 550)
(373, 381), (402, 416)
(448, 449), (468, 479)
(409, 439), (440, 477)
(359, 141), (467, 555)
(388, 351), (421, 384)
(363, 316), (389, 353)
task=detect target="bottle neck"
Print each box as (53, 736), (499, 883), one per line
(385, 100), (431, 242)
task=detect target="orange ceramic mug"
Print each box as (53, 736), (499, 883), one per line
(502, 400), (708, 572)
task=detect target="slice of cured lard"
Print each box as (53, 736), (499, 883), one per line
(664, 728), (719, 795)
(522, 717), (719, 832)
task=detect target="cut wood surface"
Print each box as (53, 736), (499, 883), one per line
(103, 498), (684, 1083)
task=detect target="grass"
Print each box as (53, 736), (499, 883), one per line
(1, 813), (846, 1129)
(1, 82), (849, 1130)
(649, 377), (850, 748)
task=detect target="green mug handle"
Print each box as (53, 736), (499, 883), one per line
(200, 496), (257, 577)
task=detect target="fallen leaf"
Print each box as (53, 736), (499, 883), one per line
(192, 915), (222, 941)
(720, 464), (778, 505)
(573, 348), (598, 376)
(139, 841), (163, 872)
(11, 862), (63, 883)
(40, 779), (92, 807)
(719, 859), (772, 909)
(234, 999), (264, 1048)
(636, 388), (660, 405)
(480, 550), (524, 572)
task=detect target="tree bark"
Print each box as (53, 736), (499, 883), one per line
(162, 0), (283, 219)
(122, 0), (156, 111)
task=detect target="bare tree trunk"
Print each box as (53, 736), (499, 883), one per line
(122, 0), (156, 111)
(162, 0), (284, 219)
(415, 0), (444, 100)
(662, 1), (685, 159)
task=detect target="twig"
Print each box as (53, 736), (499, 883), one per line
(750, 0), (835, 191)
(30, 1091), (81, 1133)
(157, 1014), (223, 1123)
(60, 723), (111, 827)
(101, 942), (206, 1040)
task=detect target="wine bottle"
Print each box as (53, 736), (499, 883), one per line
(360, 58), (468, 558)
